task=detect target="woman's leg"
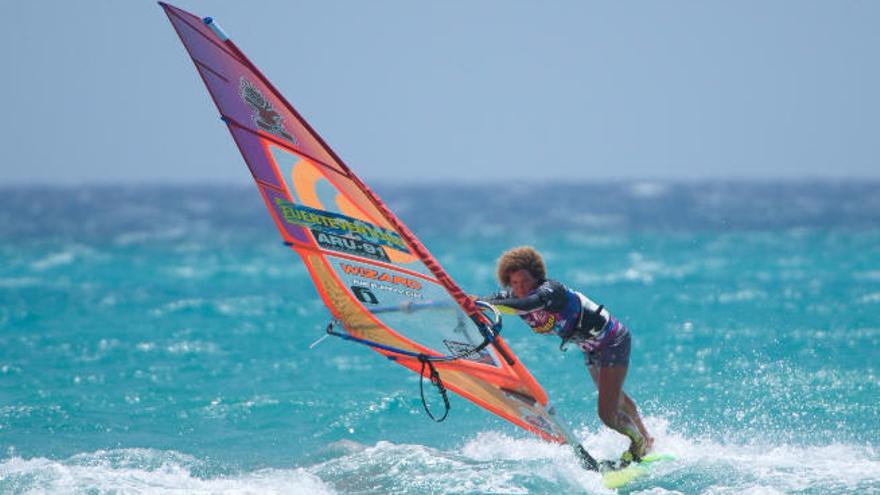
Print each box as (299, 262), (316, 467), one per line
(620, 391), (653, 452)
(588, 365), (653, 453)
(596, 365), (646, 456)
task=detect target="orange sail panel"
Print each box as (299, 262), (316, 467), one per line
(160, 2), (564, 443)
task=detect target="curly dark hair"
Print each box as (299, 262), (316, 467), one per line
(496, 246), (546, 286)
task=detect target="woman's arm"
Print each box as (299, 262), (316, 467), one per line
(483, 281), (566, 314)
(485, 292), (547, 313)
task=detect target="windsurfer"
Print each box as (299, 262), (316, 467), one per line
(478, 246), (653, 462)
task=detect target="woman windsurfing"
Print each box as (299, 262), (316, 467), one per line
(479, 246), (653, 463)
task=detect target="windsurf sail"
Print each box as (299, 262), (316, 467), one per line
(159, 2), (591, 460)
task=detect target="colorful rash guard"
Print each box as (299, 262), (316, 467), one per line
(486, 279), (628, 352)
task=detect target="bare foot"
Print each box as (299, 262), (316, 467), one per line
(644, 435), (655, 454)
(626, 435), (648, 461)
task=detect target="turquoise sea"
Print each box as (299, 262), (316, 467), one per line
(1, 182), (878, 494)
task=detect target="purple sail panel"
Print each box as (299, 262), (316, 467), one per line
(227, 125), (286, 191)
(161, 3), (341, 171)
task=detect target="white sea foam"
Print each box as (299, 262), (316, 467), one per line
(199, 394), (281, 420)
(566, 212), (627, 228)
(716, 288), (767, 303)
(166, 340), (221, 355)
(629, 182), (670, 199)
(113, 227), (187, 246)
(1, 422), (878, 494)
(571, 255), (699, 287)
(858, 292), (880, 304)
(0, 277), (44, 288)
(457, 417), (880, 494)
(310, 438), (607, 495)
(0, 449), (336, 495)
(150, 296), (281, 318)
(150, 297), (207, 317)
(854, 270), (880, 282)
(563, 233), (628, 247)
(631, 418), (879, 494)
(29, 251), (76, 271)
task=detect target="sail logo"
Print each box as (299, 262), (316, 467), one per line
(239, 77), (297, 144)
(313, 230), (390, 262)
(275, 199), (409, 253)
(340, 263), (422, 290)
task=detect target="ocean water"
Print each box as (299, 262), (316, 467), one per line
(1, 182), (878, 494)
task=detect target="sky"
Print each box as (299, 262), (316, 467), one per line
(1, 1), (878, 184)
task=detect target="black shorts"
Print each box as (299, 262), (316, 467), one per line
(584, 331), (631, 368)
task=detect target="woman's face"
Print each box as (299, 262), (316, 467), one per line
(509, 269), (538, 298)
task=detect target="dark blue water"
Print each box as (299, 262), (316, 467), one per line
(1, 182), (878, 494)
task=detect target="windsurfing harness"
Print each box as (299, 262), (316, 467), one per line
(160, 1), (587, 446)
(486, 279), (626, 352)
